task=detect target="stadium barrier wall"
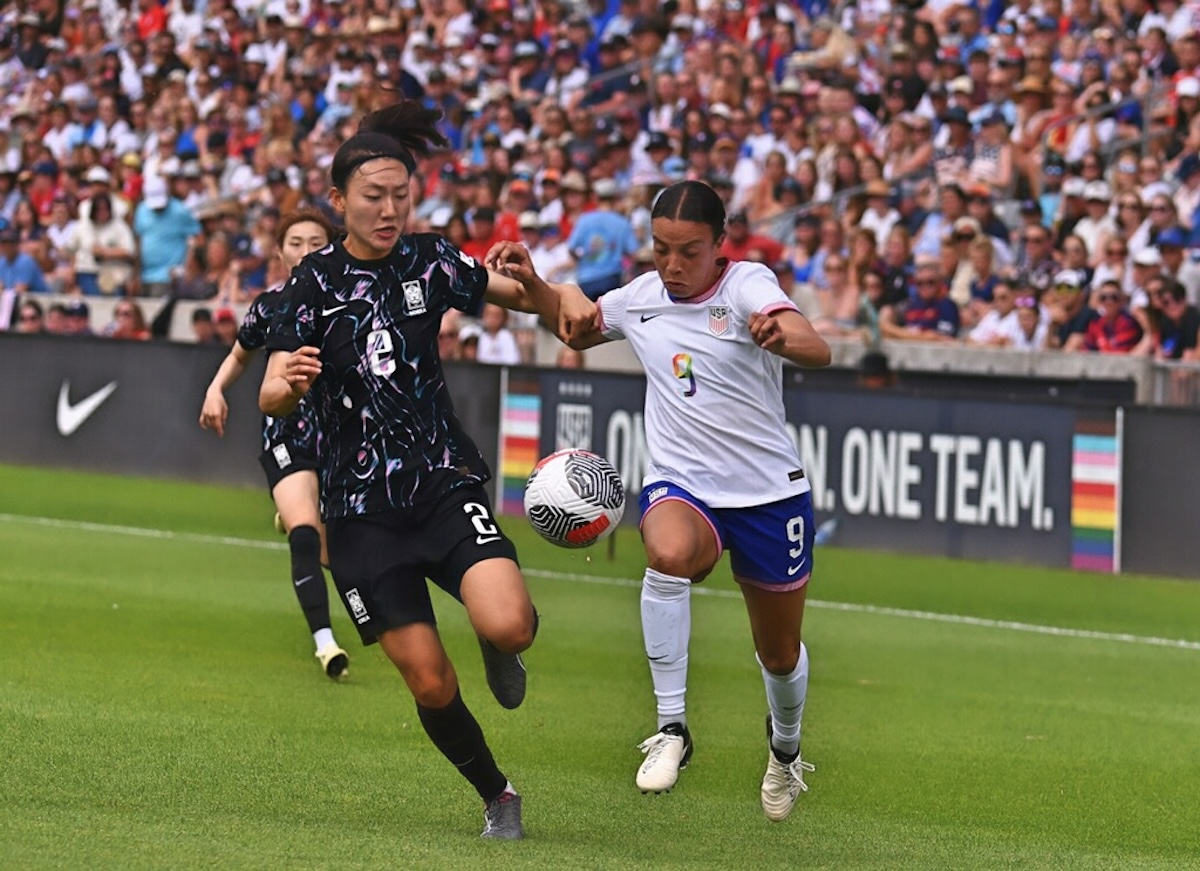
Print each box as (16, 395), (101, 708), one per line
(2, 336), (1196, 579)
(0, 334), (501, 498)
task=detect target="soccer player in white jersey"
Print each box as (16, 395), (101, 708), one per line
(488, 180), (831, 821)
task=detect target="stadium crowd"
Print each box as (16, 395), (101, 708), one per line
(1, 0), (1199, 360)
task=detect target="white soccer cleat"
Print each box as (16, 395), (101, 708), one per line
(635, 722), (693, 793)
(760, 751), (814, 821)
(316, 643), (349, 680)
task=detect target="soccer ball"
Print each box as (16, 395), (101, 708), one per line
(523, 449), (625, 548)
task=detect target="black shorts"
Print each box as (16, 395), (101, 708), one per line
(258, 439), (321, 491)
(258, 403), (321, 491)
(325, 484), (519, 645)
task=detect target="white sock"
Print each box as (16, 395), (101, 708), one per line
(313, 627), (335, 651)
(641, 568), (691, 729)
(759, 642), (808, 758)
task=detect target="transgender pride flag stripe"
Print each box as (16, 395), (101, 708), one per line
(498, 373), (542, 518)
(1069, 415), (1123, 573)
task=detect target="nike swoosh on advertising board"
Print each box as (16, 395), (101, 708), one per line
(56, 380), (118, 437)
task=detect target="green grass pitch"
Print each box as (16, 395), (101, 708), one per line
(2, 464), (1200, 870)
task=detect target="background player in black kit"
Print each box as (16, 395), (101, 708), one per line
(259, 101), (592, 840)
(200, 210), (351, 680)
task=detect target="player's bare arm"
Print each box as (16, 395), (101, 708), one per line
(260, 346), (322, 417)
(200, 341), (255, 437)
(749, 309), (832, 368)
(485, 241), (602, 347)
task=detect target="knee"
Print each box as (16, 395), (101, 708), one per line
(406, 666), (458, 708)
(645, 541), (704, 581)
(488, 618), (535, 654)
(758, 645), (801, 676)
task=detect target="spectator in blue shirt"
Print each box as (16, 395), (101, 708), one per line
(567, 178), (639, 300)
(881, 261), (961, 341)
(133, 177), (200, 297)
(0, 224), (47, 295)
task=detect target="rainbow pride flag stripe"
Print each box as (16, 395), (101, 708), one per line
(499, 378), (541, 517)
(1070, 419), (1120, 573)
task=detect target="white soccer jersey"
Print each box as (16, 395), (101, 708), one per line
(598, 260), (810, 508)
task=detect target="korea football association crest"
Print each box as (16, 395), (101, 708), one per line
(402, 280), (427, 316)
(708, 305), (729, 336)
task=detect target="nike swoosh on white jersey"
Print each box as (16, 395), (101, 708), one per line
(321, 305), (348, 316)
(56, 379), (118, 437)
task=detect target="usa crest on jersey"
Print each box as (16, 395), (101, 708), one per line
(708, 305), (729, 336)
(402, 280), (427, 316)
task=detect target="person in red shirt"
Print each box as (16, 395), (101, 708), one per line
(719, 210), (784, 265)
(136, 0), (167, 40)
(1072, 280), (1143, 353)
(460, 207), (504, 262)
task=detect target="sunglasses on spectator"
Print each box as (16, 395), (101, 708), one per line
(1024, 235), (1048, 243)
(1106, 246), (1127, 255)
(1015, 295), (1038, 308)
(1096, 293), (1120, 303)
(1053, 283), (1081, 292)
(916, 278), (939, 287)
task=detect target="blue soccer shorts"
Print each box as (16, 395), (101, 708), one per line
(639, 481), (815, 591)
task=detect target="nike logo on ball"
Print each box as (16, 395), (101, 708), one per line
(56, 379), (118, 436)
(321, 305), (348, 316)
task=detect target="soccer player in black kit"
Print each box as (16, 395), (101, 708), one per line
(259, 101), (592, 840)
